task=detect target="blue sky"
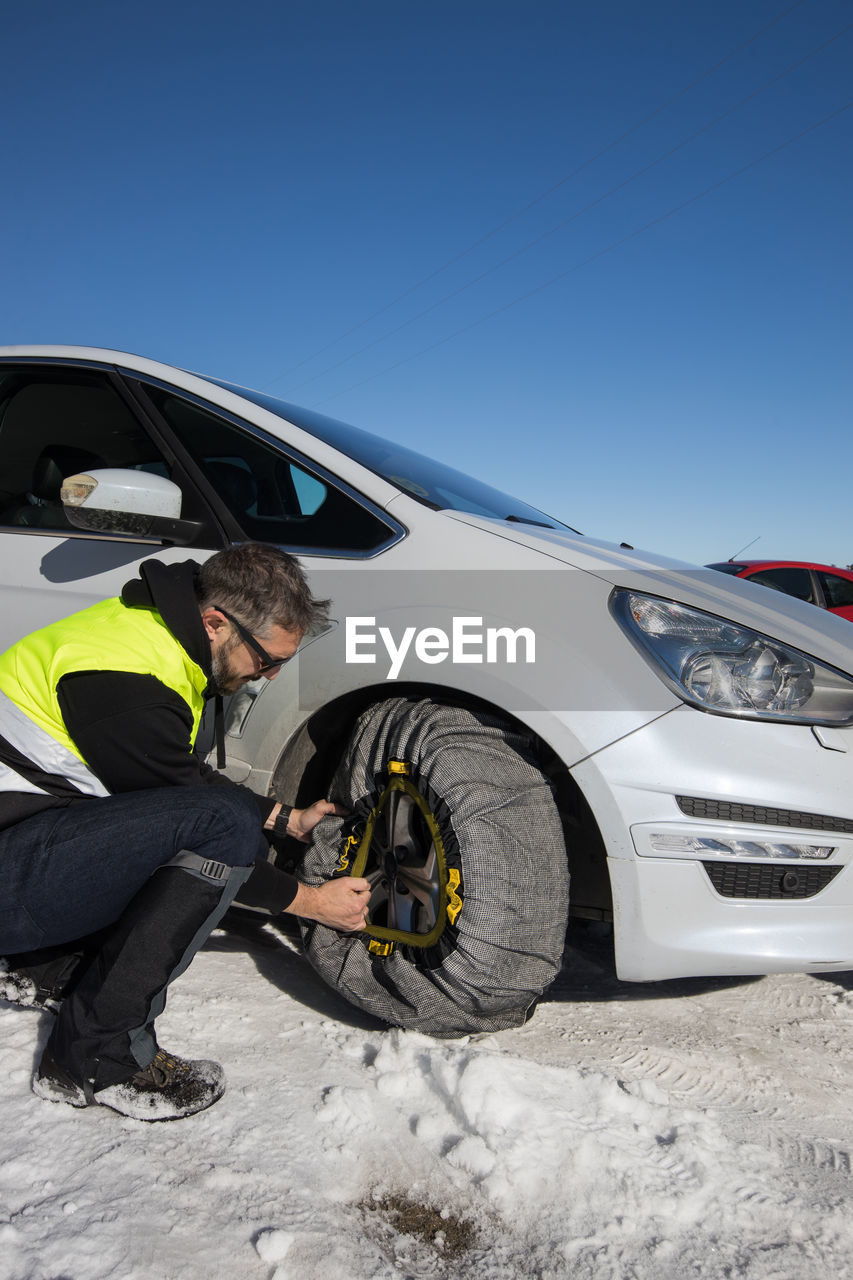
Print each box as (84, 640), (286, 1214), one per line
(4, 0), (851, 566)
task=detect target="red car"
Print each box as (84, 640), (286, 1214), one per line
(707, 560), (853, 622)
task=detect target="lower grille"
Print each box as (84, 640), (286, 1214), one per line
(702, 861), (841, 900)
(677, 795), (853, 835)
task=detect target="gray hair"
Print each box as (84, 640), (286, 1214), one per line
(196, 543), (329, 637)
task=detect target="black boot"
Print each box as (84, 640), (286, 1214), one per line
(34, 1043), (226, 1121)
(34, 857), (251, 1121)
(0, 935), (103, 1014)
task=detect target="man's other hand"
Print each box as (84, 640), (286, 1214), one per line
(286, 877), (372, 932)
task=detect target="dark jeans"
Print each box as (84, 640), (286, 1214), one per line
(0, 785), (264, 954)
(1, 786), (268, 1087)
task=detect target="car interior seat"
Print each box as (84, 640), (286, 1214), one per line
(11, 444), (106, 528)
(202, 460), (258, 522)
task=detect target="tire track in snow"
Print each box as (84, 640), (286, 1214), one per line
(529, 947), (853, 1198)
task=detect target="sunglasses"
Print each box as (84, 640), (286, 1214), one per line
(213, 605), (292, 675)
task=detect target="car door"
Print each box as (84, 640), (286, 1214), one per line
(0, 357), (407, 776)
(815, 570), (853, 622)
(0, 359), (403, 647)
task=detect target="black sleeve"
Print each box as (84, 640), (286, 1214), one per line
(237, 858), (299, 913)
(56, 670), (276, 824)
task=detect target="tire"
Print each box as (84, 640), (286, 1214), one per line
(297, 697), (569, 1037)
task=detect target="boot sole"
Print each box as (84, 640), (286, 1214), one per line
(32, 1066), (226, 1121)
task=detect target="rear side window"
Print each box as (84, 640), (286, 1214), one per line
(707, 562), (743, 576)
(0, 369), (170, 533)
(818, 572), (853, 609)
(142, 386), (399, 555)
(747, 567), (815, 603)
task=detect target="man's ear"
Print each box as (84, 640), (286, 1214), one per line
(201, 607), (227, 645)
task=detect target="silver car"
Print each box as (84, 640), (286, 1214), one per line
(2, 345), (852, 1030)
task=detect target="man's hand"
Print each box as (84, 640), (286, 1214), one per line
(289, 799), (348, 842)
(286, 877), (372, 932)
(266, 800), (348, 844)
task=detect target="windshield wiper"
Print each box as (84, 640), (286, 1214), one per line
(505, 514), (558, 529)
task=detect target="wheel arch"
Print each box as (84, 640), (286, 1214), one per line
(271, 680), (613, 922)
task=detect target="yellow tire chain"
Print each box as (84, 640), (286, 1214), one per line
(338, 758), (463, 955)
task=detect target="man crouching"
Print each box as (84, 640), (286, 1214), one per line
(0, 543), (369, 1120)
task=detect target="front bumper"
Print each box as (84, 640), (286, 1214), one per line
(571, 705), (853, 981)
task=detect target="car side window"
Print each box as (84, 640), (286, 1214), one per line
(747, 567), (815, 603)
(141, 386), (398, 554)
(817, 572), (853, 609)
(0, 368), (172, 534)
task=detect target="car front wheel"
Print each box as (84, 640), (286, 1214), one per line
(297, 696), (569, 1036)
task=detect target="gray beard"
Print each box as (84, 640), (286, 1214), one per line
(209, 635), (241, 695)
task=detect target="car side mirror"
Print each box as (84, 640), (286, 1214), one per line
(60, 469), (204, 545)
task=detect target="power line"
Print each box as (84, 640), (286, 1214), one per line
(264, 0), (806, 388)
(310, 99), (852, 408)
(285, 20), (851, 396)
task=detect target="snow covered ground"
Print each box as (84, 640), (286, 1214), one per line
(2, 915), (852, 1280)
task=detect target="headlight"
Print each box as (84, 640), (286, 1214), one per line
(611, 590), (853, 725)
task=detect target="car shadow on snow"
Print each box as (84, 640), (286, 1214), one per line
(209, 908), (389, 1032)
(545, 918), (766, 1003)
(211, 909), (761, 1027)
(811, 969), (853, 991)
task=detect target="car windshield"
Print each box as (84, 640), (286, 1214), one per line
(209, 381), (577, 532)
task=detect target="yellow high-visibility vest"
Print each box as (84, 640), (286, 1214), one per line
(0, 598), (207, 789)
